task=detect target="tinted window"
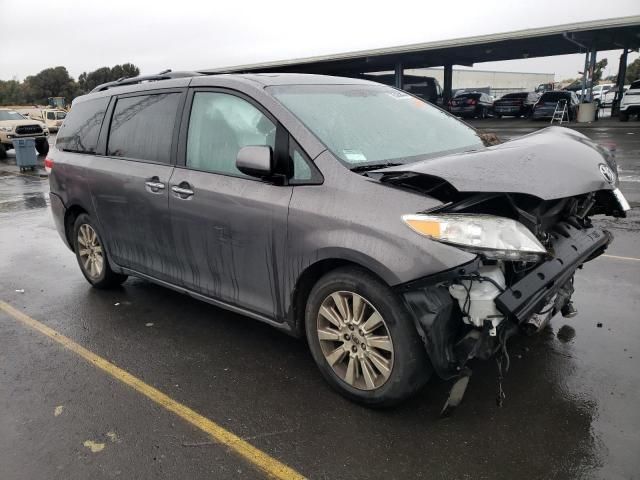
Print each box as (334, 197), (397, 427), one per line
(186, 92), (276, 176)
(107, 93), (180, 163)
(56, 97), (109, 153)
(630, 80), (640, 89)
(47, 111), (56, 120)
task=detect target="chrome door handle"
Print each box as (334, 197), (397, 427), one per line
(171, 186), (194, 197)
(145, 181), (165, 190)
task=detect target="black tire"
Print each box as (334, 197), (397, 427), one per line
(495, 114), (502, 119)
(0, 144), (7, 159)
(619, 111), (629, 122)
(73, 213), (127, 289)
(305, 266), (431, 407)
(35, 139), (49, 156)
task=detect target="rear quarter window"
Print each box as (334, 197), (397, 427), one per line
(56, 97), (109, 153)
(107, 93), (180, 163)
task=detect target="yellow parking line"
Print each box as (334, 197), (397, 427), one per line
(602, 254), (640, 262)
(0, 301), (305, 480)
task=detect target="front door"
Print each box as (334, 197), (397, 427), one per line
(169, 90), (291, 319)
(89, 90), (184, 281)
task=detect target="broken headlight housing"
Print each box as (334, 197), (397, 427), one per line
(402, 213), (547, 262)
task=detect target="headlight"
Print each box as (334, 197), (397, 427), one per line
(0, 126), (13, 133)
(402, 213), (547, 262)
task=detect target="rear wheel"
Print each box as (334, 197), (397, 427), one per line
(305, 266), (431, 407)
(73, 213), (127, 289)
(619, 111), (629, 122)
(0, 144), (6, 159)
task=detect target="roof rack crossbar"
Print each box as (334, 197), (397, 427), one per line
(90, 70), (203, 93)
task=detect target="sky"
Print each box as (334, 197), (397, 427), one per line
(1, 0), (639, 82)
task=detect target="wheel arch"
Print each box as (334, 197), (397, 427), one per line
(287, 255), (395, 338)
(64, 204), (89, 252)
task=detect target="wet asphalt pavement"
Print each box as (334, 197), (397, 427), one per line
(1, 125), (639, 480)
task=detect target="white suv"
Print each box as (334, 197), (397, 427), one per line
(619, 80), (640, 121)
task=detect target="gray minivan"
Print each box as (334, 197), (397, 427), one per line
(49, 72), (629, 407)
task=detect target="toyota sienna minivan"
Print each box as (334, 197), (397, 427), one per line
(49, 71), (629, 407)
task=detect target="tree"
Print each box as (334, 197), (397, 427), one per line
(625, 58), (640, 84)
(77, 63), (140, 93)
(23, 66), (78, 104)
(0, 80), (28, 105)
(592, 58), (608, 84)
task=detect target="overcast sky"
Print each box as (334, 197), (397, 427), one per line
(1, 0), (639, 82)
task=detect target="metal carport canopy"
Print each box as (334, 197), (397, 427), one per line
(202, 16), (640, 75)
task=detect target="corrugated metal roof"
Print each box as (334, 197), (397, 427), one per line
(202, 15), (640, 74)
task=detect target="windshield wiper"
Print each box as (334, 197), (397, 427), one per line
(350, 163), (402, 173)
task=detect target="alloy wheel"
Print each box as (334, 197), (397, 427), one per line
(77, 224), (104, 279)
(316, 291), (394, 390)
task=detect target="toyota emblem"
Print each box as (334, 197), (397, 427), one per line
(599, 164), (616, 185)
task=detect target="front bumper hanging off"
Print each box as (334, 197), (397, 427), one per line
(495, 223), (612, 323)
(399, 223), (612, 379)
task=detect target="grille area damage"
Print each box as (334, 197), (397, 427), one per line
(390, 180), (617, 413)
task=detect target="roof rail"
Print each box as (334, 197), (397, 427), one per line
(89, 70), (204, 93)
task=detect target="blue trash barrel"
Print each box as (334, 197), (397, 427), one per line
(12, 138), (38, 171)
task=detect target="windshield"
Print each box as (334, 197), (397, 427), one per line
(269, 84), (483, 167)
(0, 110), (25, 121)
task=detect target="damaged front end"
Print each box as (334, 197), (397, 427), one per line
(378, 128), (630, 410)
(395, 200), (615, 413)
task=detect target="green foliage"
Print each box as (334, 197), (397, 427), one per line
(592, 58), (608, 84)
(0, 63), (140, 106)
(0, 80), (28, 105)
(77, 63), (140, 93)
(23, 66), (78, 104)
(625, 58), (640, 84)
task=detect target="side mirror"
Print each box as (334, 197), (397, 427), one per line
(236, 145), (273, 178)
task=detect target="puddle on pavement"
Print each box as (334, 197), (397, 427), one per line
(0, 174), (50, 213)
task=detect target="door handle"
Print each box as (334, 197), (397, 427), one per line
(145, 176), (166, 193)
(171, 184), (194, 198)
(145, 181), (165, 190)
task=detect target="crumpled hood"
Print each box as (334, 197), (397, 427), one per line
(376, 127), (618, 201)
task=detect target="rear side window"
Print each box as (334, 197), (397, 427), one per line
(107, 93), (180, 163)
(186, 92), (276, 177)
(56, 97), (109, 153)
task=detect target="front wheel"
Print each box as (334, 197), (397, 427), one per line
(305, 267), (431, 407)
(73, 213), (128, 289)
(0, 144), (7, 159)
